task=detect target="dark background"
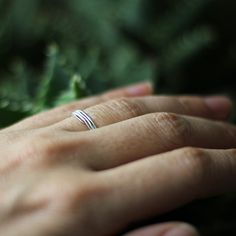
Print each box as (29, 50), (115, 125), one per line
(0, 0), (236, 235)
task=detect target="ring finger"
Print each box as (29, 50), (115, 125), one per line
(56, 95), (232, 132)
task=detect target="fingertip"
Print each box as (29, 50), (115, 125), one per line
(204, 96), (233, 120)
(125, 81), (154, 97)
(103, 81), (154, 99)
(163, 223), (199, 236)
(123, 223), (199, 236)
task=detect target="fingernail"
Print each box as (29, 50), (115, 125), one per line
(164, 224), (199, 236)
(126, 81), (153, 96)
(204, 96), (233, 119)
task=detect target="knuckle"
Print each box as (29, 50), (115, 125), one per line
(22, 131), (61, 164)
(181, 147), (207, 161)
(227, 148), (236, 157)
(36, 133), (58, 158)
(179, 147), (211, 186)
(176, 97), (194, 113)
(104, 97), (143, 118)
(54, 175), (106, 212)
(26, 130), (89, 166)
(152, 112), (191, 147)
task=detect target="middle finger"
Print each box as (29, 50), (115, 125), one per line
(75, 113), (236, 170)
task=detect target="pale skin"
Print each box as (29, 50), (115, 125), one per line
(0, 82), (235, 236)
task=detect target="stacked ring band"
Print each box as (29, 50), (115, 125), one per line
(72, 110), (97, 130)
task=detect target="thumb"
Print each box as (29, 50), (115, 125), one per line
(123, 222), (199, 236)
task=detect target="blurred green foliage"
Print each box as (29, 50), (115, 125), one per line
(2, 0), (236, 128)
(0, 0), (236, 235)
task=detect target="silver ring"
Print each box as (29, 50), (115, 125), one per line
(72, 110), (97, 130)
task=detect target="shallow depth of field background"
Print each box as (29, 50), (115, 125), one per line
(0, 0), (235, 235)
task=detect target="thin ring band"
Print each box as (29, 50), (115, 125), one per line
(72, 110), (97, 130)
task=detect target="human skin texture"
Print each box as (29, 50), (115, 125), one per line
(0, 82), (235, 236)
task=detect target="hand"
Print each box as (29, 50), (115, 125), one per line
(0, 82), (235, 236)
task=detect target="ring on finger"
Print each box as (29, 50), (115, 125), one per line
(72, 110), (97, 130)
